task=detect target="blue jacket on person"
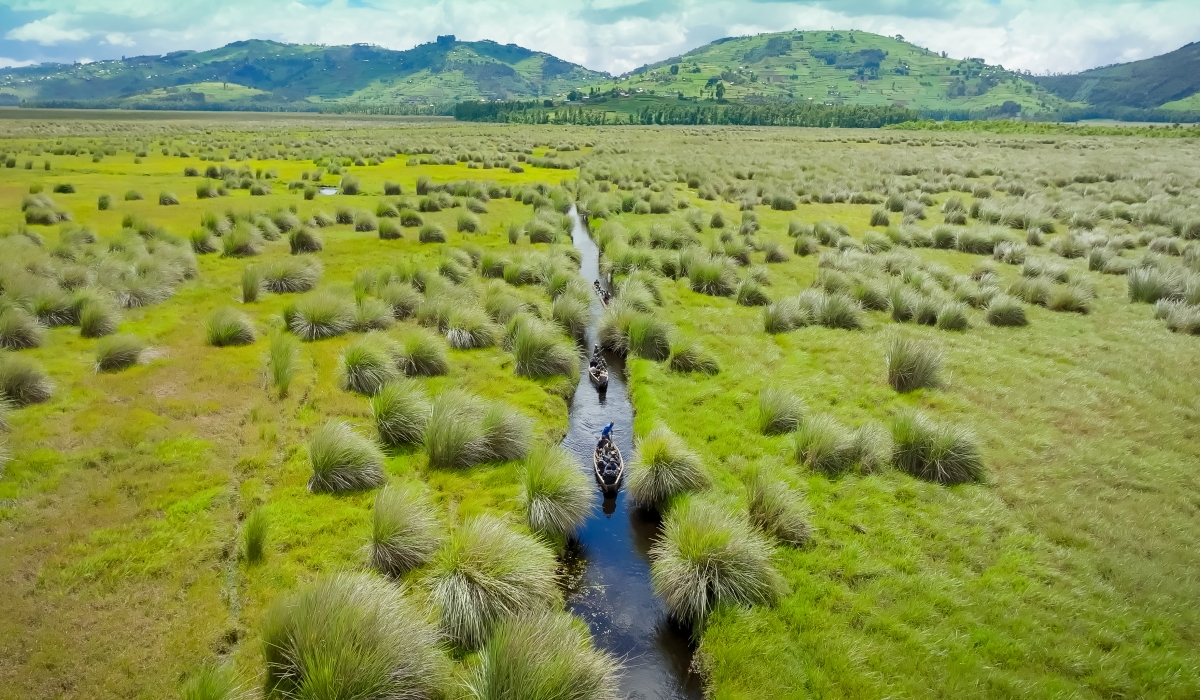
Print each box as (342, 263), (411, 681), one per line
(601, 422), (614, 438)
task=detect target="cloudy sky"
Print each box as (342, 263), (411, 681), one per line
(0, 0), (1196, 75)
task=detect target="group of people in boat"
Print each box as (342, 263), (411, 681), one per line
(588, 344), (609, 391)
(593, 279), (612, 306)
(595, 422), (622, 488)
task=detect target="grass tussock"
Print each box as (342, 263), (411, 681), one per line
(0, 308), (45, 350)
(181, 663), (244, 700)
(397, 331), (450, 377)
(667, 339), (720, 375)
(890, 410), (984, 485)
(429, 515), (560, 649)
(370, 378), (430, 447)
(94, 334), (144, 372)
(466, 612), (621, 700)
(242, 507), (268, 564)
(512, 320), (579, 378)
(369, 483), (442, 577)
(285, 294), (354, 341)
(757, 388), (804, 435)
(262, 573), (447, 700)
(0, 353), (53, 405)
(205, 307), (256, 347)
(885, 336), (942, 392)
(628, 424), (709, 509)
(266, 332), (299, 397)
(520, 444), (595, 538)
(650, 499), (782, 627)
(986, 294), (1028, 326)
(307, 420), (386, 493)
(744, 467), (813, 547)
(261, 258), (321, 294)
(338, 334), (400, 395)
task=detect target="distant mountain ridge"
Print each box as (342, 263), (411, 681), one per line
(0, 36), (608, 108)
(1030, 41), (1200, 110)
(0, 31), (1195, 120)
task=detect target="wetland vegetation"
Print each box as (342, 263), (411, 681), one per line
(0, 114), (1197, 699)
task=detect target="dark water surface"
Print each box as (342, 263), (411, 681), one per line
(561, 208), (704, 700)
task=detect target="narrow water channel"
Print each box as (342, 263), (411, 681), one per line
(561, 207), (704, 700)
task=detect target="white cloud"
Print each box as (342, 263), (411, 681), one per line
(104, 33), (135, 47)
(5, 15), (91, 46)
(0, 57), (39, 68)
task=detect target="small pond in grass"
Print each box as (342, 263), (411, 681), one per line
(318, 186), (338, 195)
(560, 206), (704, 699)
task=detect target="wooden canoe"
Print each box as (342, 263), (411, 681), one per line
(588, 364), (609, 391)
(593, 437), (623, 496)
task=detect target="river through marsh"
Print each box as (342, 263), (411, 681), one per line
(560, 207), (704, 700)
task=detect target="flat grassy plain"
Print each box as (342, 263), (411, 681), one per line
(0, 116), (1198, 700)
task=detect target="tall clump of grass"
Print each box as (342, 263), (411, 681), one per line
(794, 414), (851, 475)
(261, 258), (321, 294)
(519, 444), (595, 539)
(466, 611), (621, 700)
(307, 420), (386, 493)
(480, 401), (532, 463)
(205, 307), (256, 347)
(667, 338), (719, 375)
(338, 334), (400, 395)
(242, 507), (268, 564)
(94, 334), (145, 372)
(285, 294), (354, 341)
(650, 499), (782, 627)
(241, 265), (261, 303)
(424, 390), (487, 469)
(890, 410), (984, 485)
(397, 331), (450, 377)
(512, 320), (579, 378)
(371, 379), (430, 447)
(985, 294), (1027, 326)
(79, 300), (119, 339)
(885, 335), (942, 393)
(428, 515), (560, 649)
(757, 388), (804, 435)
(181, 663), (244, 700)
(369, 483), (443, 578)
(0, 353), (52, 405)
(266, 332), (299, 397)
(744, 466), (813, 547)
(0, 308), (45, 349)
(262, 573), (447, 700)
(628, 424), (709, 509)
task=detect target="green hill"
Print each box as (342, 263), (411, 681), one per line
(579, 31), (1070, 116)
(1030, 41), (1200, 110)
(0, 36), (608, 108)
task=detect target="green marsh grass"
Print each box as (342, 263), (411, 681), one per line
(369, 483), (442, 577)
(242, 507), (268, 564)
(795, 414), (852, 475)
(744, 467), (813, 547)
(307, 420), (386, 493)
(885, 336), (942, 393)
(519, 444), (595, 538)
(397, 331), (449, 376)
(466, 612), (621, 700)
(890, 410), (984, 485)
(338, 334), (400, 395)
(94, 334), (145, 372)
(285, 294), (354, 341)
(757, 388), (804, 435)
(0, 353), (52, 405)
(262, 573), (446, 700)
(0, 308), (45, 349)
(371, 379), (430, 447)
(205, 307), (256, 347)
(429, 515), (560, 649)
(181, 663), (244, 700)
(667, 339), (720, 374)
(512, 320), (578, 378)
(260, 258), (320, 294)
(266, 332), (299, 397)
(628, 424), (709, 508)
(650, 499), (782, 627)
(240, 265), (260, 303)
